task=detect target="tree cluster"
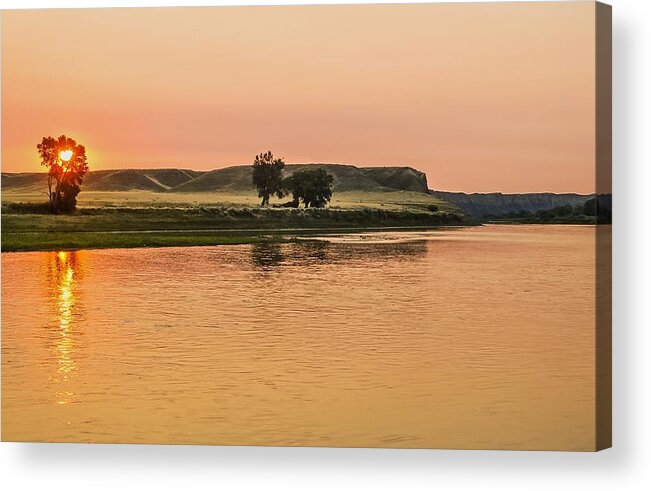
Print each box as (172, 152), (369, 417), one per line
(284, 168), (334, 208)
(251, 151), (334, 208)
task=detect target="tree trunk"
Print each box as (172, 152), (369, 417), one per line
(47, 174), (55, 212)
(52, 177), (62, 214)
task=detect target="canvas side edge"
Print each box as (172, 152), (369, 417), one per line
(595, 0), (612, 452)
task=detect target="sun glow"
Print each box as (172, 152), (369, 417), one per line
(59, 149), (73, 162)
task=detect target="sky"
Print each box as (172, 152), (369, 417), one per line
(1, 2), (596, 193)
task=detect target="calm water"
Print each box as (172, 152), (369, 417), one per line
(2, 225), (597, 449)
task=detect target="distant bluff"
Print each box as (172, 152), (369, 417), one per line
(171, 164), (429, 194)
(1, 164), (430, 194)
(431, 191), (594, 218)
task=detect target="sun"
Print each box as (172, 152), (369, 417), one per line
(59, 149), (73, 162)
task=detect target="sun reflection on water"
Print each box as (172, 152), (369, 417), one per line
(47, 251), (84, 405)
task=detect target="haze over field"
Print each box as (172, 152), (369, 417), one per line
(2, 2), (596, 193)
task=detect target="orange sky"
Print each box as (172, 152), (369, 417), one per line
(1, 2), (596, 193)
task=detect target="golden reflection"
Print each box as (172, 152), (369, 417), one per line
(46, 251), (84, 405)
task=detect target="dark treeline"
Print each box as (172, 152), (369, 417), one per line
(482, 196), (612, 224)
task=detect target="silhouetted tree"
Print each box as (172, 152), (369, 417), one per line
(285, 168), (334, 208)
(252, 151), (286, 206)
(37, 135), (89, 214)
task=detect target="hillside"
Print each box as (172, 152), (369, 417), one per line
(169, 164), (430, 194)
(3, 166), (600, 222)
(431, 191), (593, 218)
(1, 169), (202, 193)
(1, 164), (427, 195)
(2, 164), (465, 252)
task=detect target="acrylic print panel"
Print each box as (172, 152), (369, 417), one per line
(0, 1), (611, 451)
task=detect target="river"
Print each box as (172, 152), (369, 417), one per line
(1, 225), (597, 449)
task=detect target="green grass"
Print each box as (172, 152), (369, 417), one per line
(2, 188), (459, 212)
(1, 189), (466, 252)
(1, 230), (290, 252)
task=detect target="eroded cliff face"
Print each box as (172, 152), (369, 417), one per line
(361, 167), (429, 193)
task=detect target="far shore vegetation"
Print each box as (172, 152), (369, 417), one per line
(482, 197), (612, 225)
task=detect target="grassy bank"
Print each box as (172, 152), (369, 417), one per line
(1, 185), (469, 252)
(1, 203), (466, 252)
(1, 229), (289, 252)
(1, 189), (460, 213)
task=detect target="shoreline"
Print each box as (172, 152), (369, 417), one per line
(1, 225), (476, 253)
(1, 201), (470, 252)
(0, 223), (606, 254)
